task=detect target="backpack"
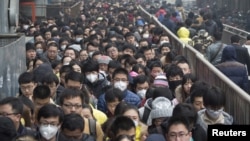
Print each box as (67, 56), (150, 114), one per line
(88, 119), (96, 140)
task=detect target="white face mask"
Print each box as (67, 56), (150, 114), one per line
(160, 40), (169, 45)
(142, 34), (149, 39)
(36, 49), (43, 54)
(133, 120), (138, 127)
(39, 125), (59, 140)
(86, 74), (98, 83)
(23, 25), (29, 30)
(61, 45), (66, 50)
(137, 89), (147, 99)
(114, 81), (127, 91)
(88, 51), (94, 58)
(75, 37), (83, 42)
(206, 108), (224, 119)
(138, 28), (143, 33)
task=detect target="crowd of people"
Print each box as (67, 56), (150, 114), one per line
(0, 0), (243, 141)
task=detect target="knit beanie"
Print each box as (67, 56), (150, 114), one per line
(97, 55), (112, 64)
(151, 97), (174, 120)
(153, 74), (169, 87)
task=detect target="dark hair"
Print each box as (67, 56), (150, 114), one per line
(37, 104), (64, 123)
(230, 35), (240, 43)
(82, 60), (99, 73)
(65, 71), (83, 83)
(165, 116), (190, 134)
(105, 87), (123, 103)
(0, 116), (17, 140)
(181, 74), (197, 86)
(109, 116), (135, 136)
(0, 97), (23, 115)
(18, 72), (35, 84)
(59, 65), (73, 75)
(172, 103), (197, 129)
(33, 85), (51, 100)
(61, 113), (84, 132)
(42, 72), (59, 86)
(213, 32), (222, 41)
(59, 88), (85, 106)
(108, 60), (121, 69)
(190, 81), (210, 103)
(203, 86), (225, 108)
(132, 64), (150, 76)
(112, 67), (129, 80)
(152, 87), (173, 100)
(165, 64), (184, 79)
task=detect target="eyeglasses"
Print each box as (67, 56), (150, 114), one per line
(168, 132), (190, 140)
(0, 112), (18, 117)
(63, 104), (82, 109)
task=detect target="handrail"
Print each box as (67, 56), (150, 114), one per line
(138, 5), (250, 124)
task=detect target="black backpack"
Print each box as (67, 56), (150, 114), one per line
(142, 106), (151, 124)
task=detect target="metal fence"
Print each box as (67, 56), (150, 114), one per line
(0, 34), (26, 99)
(138, 6), (250, 124)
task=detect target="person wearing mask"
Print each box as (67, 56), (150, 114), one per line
(36, 104), (63, 141)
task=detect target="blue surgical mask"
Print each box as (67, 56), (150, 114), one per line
(206, 108), (224, 119)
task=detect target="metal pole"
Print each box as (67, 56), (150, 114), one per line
(0, 0), (9, 33)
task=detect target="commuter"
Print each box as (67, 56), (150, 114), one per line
(200, 11), (218, 36)
(171, 103), (207, 141)
(120, 104), (148, 141)
(176, 25), (193, 46)
(59, 114), (95, 141)
(192, 29), (213, 54)
(104, 87), (123, 118)
(63, 47), (79, 60)
(231, 34), (250, 75)
(26, 42), (37, 64)
(189, 81), (209, 112)
(176, 58), (192, 75)
(59, 88), (104, 141)
(97, 55), (112, 77)
(107, 60), (122, 82)
(36, 104), (63, 141)
(69, 59), (82, 73)
(43, 42), (62, 63)
(175, 74), (197, 104)
(18, 71), (37, 100)
(132, 75), (150, 103)
(165, 64), (184, 95)
(198, 86), (234, 132)
(105, 43), (120, 61)
(0, 97), (36, 136)
(106, 116), (136, 141)
(216, 45), (248, 92)
(242, 34), (250, 55)
(132, 63), (150, 76)
(206, 32), (226, 65)
(97, 68), (141, 113)
(163, 116), (192, 141)
(82, 60), (110, 99)
(0, 116), (17, 140)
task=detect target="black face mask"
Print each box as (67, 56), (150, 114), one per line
(168, 80), (182, 91)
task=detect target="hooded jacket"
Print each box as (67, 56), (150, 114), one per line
(177, 27), (193, 46)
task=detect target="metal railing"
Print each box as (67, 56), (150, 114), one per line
(138, 5), (250, 124)
(0, 34), (26, 99)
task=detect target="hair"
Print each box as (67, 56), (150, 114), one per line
(112, 67), (129, 80)
(114, 134), (133, 141)
(132, 64), (150, 76)
(105, 87), (123, 103)
(61, 113), (84, 132)
(59, 65), (73, 75)
(0, 97), (23, 115)
(147, 60), (162, 70)
(181, 73), (197, 87)
(120, 104), (140, 118)
(33, 85), (51, 100)
(164, 116), (190, 134)
(165, 64), (184, 79)
(41, 72), (59, 86)
(0, 116), (17, 140)
(63, 47), (79, 59)
(65, 70), (83, 84)
(82, 60), (99, 73)
(37, 104), (64, 123)
(230, 35), (240, 43)
(213, 32), (222, 41)
(18, 72), (35, 84)
(108, 60), (121, 70)
(172, 103), (197, 129)
(109, 116), (135, 137)
(203, 86), (225, 108)
(47, 42), (59, 49)
(82, 104), (94, 117)
(152, 87), (173, 101)
(59, 88), (85, 106)
(18, 96), (34, 127)
(190, 81), (210, 103)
